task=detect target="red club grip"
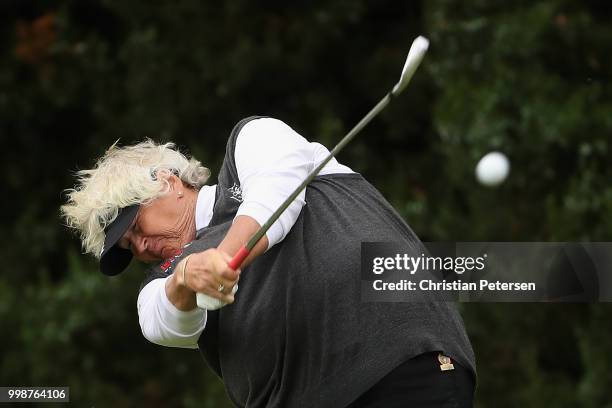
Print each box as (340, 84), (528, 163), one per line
(229, 245), (250, 270)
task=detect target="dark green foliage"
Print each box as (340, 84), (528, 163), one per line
(0, 1), (610, 406)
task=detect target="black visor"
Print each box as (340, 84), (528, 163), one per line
(99, 204), (139, 276)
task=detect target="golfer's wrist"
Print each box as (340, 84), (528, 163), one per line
(176, 255), (193, 288)
(167, 270), (197, 310)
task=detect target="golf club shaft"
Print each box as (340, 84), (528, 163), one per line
(227, 35), (430, 270)
(228, 92), (393, 270)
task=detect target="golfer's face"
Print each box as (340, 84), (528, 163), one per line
(117, 192), (192, 262)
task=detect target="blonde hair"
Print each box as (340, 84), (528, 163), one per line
(61, 139), (210, 258)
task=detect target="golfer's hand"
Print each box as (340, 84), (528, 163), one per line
(182, 249), (240, 304)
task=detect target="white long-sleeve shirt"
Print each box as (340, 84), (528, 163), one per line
(137, 117), (353, 348)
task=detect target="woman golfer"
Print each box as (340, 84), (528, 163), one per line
(62, 116), (476, 407)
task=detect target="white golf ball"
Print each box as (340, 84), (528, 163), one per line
(475, 151), (510, 187)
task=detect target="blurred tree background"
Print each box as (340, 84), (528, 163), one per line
(1, 0), (610, 406)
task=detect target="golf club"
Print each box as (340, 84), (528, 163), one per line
(197, 35), (429, 309)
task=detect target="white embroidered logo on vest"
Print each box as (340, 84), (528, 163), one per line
(228, 183), (243, 202)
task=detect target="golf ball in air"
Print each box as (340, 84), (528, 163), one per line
(475, 152), (510, 187)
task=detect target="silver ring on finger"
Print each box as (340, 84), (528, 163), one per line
(218, 283), (225, 293)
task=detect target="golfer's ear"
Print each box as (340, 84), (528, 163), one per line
(165, 172), (181, 190)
